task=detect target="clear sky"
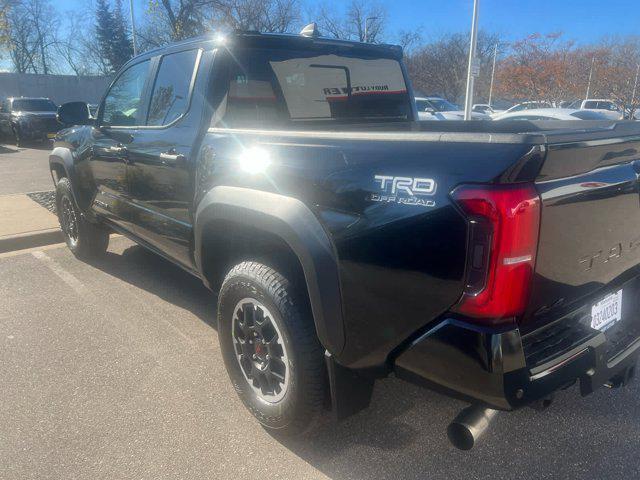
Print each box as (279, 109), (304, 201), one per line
(58, 0), (640, 45)
(384, 0), (640, 44)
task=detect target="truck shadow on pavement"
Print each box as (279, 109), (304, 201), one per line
(90, 241), (640, 480)
(90, 243), (218, 330)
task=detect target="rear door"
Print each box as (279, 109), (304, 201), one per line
(89, 59), (152, 232)
(125, 47), (204, 268)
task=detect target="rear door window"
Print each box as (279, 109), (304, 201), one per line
(11, 99), (57, 112)
(216, 48), (411, 128)
(146, 49), (199, 126)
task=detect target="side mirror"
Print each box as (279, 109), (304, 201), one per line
(57, 101), (91, 126)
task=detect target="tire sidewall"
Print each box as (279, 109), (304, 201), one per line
(218, 275), (301, 430)
(55, 179), (80, 253)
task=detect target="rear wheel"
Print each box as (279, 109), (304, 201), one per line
(217, 261), (326, 436)
(56, 177), (109, 259)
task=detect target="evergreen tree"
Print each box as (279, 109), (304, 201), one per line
(95, 0), (133, 72)
(112, 0), (133, 70)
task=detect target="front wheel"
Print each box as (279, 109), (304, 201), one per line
(12, 125), (22, 147)
(217, 261), (327, 436)
(56, 177), (109, 259)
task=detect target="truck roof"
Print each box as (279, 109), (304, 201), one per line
(139, 30), (404, 61)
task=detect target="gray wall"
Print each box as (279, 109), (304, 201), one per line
(0, 73), (112, 105)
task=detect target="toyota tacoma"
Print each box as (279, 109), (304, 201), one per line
(49, 27), (640, 449)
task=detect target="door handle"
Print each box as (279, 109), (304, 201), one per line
(107, 144), (127, 155)
(159, 151), (186, 166)
(91, 144), (125, 156)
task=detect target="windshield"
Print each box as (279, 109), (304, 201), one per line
(217, 48), (412, 127)
(427, 99), (459, 111)
(12, 99), (57, 112)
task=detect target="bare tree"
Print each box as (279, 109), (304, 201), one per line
(316, 0), (386, 43)
(2, 0), (39, 73)
(215, 0), (301, 33)
(406, 31), (503, 102)
(2, 0), (59, 74)
(56, 11), (111, 76)
(590, 37), (640, 116)
(24, 0), (58, 74)
(139, 0), (217, 46)
(397, 29), (422, 56)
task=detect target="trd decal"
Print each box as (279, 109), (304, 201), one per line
(370, 175), (437, 207)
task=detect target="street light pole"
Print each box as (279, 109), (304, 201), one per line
(631, 64), (640, 107)
(130, 0), (138, 56)
(463, 0), (480, 120)
(585, 56), (595, 101)
(488, 43), (497, 108)
(364, 16), (378, 43)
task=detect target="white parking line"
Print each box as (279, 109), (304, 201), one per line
(31, 250), (87, 295)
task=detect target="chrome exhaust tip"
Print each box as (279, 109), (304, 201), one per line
(447, 405), (498, 450)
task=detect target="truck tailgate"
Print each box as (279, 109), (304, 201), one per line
(525, 136), (640, 337)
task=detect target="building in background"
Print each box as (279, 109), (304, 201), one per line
(0, 73), (111, 105)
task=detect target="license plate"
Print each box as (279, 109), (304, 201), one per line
(591, 289), (623, 332)
(46, 133), (56, 139)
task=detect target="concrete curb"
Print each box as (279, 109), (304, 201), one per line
(0, 228), (64, 254)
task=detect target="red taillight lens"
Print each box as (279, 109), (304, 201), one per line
(451, 183), (541, 324)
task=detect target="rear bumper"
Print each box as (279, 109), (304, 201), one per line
(394, 317), (640, 410)
(15, 122), (60, 140)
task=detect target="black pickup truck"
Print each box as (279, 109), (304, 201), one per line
(50, 28), (640, 449)
(1, 97), (61, 146)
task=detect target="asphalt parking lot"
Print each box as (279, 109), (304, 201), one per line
(2, 148), (640, 479)
(0, 144), (54, 195)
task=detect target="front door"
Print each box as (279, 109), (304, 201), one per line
(89, 59), (152, 232)
(125, 48), (203, 268)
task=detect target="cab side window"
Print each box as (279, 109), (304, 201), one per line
(146, 50), (199, 126)
(102, 60), (151, 127)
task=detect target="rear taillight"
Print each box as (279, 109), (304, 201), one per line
(451, 183), (541, 325)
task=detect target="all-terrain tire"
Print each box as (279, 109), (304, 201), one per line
(217, 261), (326, 436)
(55, 177), (109, 259)
(12, 125), (22, 147)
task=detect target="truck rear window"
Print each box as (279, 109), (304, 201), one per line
(12, 99), (57, 112)
(215, 48), (411, 128)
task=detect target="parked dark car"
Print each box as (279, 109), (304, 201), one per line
(50, 28), (640, 450)
(0, 97), (60, 146)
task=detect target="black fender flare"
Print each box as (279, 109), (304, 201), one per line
(49, 146), (86, 211)
(49, 146), (74, 186)
(194, 186), (345, 356)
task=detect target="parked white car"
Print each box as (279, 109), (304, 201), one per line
(495, 101), (554, 118)
(415, 97), (491, 120)
(472, 104), (505, 115)
(567, 99), (624, 120)
(493, 108), (611, 121)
